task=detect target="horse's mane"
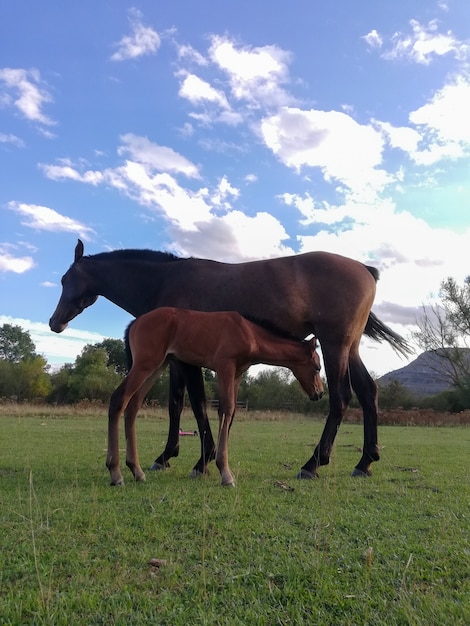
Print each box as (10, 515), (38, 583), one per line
(88, 249), (186, 263)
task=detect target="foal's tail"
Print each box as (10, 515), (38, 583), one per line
(365, 311), (413, 357)
(124, 320), (135, 371)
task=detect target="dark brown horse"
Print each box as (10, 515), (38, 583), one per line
(50, 240), (410, 478)
(107, 307), (324, 486)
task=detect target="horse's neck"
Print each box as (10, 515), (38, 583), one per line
(88, 257), (157, 317)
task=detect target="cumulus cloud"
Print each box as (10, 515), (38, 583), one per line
(0, 67), (55, 128)
(168, 210), (293, 262)
(0, 132), (24, 147)
(409, 76), (470, 145)
(208, 35), (293, 109)
(110, 9), (160, 61)
(366, 19), (469, 65)
(261, 107), (391, 195)
(0, 315), (106, 364)
(0, 246), (34, 273)
(8, 202), (95, 240)
(118, 133), (200, 178)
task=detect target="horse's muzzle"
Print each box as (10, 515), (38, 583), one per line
(49, 317), (68, 333)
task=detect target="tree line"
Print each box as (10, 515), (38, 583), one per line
(1, 275), (470, 412)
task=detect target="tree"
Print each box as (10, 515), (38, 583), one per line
(82, 338), (128, 375)
(0, 325), (50, 400)
(413, 276), (470, 396)
(65, 347), (122, 403)
(0, 324), (38, 363)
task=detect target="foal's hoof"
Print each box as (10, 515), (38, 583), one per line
(297, 469), (319, 480)
(222, 481), (236, 487)
(110, 480), (124, 487)
(351, 468), (372, 478)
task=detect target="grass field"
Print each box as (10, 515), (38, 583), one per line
(0, 405), (469, 625)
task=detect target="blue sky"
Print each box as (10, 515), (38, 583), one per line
(1, 1), (469, 376)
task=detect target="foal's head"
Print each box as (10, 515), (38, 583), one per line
(292, 337), (324, 401)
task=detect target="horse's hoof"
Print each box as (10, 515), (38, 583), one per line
(110, 480), (124, 487)
(189, 468), (206, 478)
(351, 468), (371, 477)
(222, 481), (236, 487)
(297, 469), (319, 480)
(149, 462), (167, 471)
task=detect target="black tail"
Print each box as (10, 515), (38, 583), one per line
(364, 311), (413, 357)
(124, 320), (135, 371)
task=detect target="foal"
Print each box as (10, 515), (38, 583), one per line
(106, 307), (324, 486)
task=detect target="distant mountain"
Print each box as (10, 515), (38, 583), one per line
(378, 349), (470, 397)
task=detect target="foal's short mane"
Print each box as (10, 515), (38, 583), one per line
(241, 314), (304, 343)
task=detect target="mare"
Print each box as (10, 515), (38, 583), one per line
(107, 307), (324, 486)
(50, 240), (411, 479)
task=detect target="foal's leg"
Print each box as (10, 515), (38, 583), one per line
(215, 373), (239, 486)
(107, 369), (153, 485)
(124, 378), (156, 482)
(349, 351), (379, 476)
(298, 344), (352, 479)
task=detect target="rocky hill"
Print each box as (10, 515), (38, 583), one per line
(378, 349), (470, 397)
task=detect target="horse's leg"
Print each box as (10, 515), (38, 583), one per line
(184, 363), (216, 477)
(298, 344), (352, 479)
(349, 350), (379, 477)
(215, 372), (238, 486)
(149, 360), (185, 471)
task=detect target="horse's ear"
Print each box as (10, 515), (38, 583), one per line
(307, 336), (317, 350)
(74, 239), (84, 262)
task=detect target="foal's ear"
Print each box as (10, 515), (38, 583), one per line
(74, 239), (84, 262)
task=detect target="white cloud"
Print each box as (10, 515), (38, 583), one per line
(176, 44), (208, 66)
(110, 9), (160, 61)
(178, 73), (229, 109)
(209, 35), (293, 108)
(374, 120), (422, 153)
(0, 246), (34, 273)
(0, 67), (55, 127)
(410, 76), (470, 144)
(382, 19), (469, 65)
(118, 133), (200, 178)
(8, 202), (95, 240)
(0, 315), (105, 364)
(168, 210), (293, 262)
(211, 176), (239, 208)
(261, 107), (391, 195)
(362, 29), (383, 49)
(0, 132), (24, 147)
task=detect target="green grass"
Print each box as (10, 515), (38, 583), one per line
(0, 408), (469, 625)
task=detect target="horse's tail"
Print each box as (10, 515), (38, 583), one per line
(363, 264), (412, 356)
(365, 311), (413, 357)
(124, 320), (135, 371)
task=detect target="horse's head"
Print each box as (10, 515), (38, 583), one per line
(49, 239), (98, 333)
(293, 336), (324, 402)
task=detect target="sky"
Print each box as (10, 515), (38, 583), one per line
(1, 0), (469, 377)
